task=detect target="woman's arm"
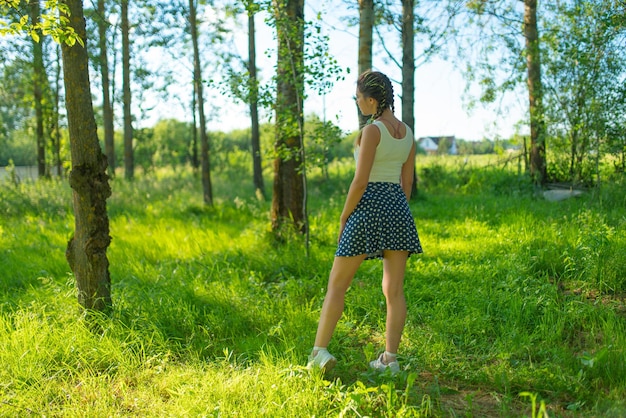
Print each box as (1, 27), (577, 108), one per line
(338, 124), (380, 239)
(400, 141), (416, 200)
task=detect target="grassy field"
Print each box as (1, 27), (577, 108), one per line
(1, 156), (625, 417)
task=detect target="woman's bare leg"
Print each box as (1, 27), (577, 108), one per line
(313, 254), (367, 349)
(381, 250), (409, 356)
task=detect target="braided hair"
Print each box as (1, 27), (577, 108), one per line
(357, 70), (395, 123)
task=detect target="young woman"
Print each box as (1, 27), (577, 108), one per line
(307, 70), (423, 374)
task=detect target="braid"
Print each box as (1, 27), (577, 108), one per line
(357, 70), (395, 122)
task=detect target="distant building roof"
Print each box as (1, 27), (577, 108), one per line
(417, 136), (457, 155)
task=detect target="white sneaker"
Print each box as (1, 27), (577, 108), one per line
(369, 353), (400, 374)
(307, 350), (337, 372)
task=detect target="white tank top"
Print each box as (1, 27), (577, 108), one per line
(354, 120), (414, 183)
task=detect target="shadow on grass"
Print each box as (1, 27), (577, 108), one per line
(0, 232), (71, 310)
(105, 238), (327, 365)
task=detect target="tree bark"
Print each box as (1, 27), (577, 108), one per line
(191, 81), (199, 170)
(189, 0), (213, 205)
(401, 0), (415, 132)
(248, 5), (265, 198)
(357, 0), (374, 129)
(524, 0), (547, 185)
(61, 0), (112, 312)
(98, 0), (115, 177)
(271, 0), (306, 235)
(29, 0), (46, 178)
(121, 0), (134, 180)
(401, 0), (418, 199)
(52, 44), (63, 177)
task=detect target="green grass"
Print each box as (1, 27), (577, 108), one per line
(1, 156), (625, 417)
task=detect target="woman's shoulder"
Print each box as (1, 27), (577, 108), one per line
(363, 122), (383, 136)
(370, 120), (386, 131)
(372, 122), (395, 142)
(360, 123), (382, 146)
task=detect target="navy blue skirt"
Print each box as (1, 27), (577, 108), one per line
(335, 182), (423, 260)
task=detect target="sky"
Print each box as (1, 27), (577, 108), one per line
(148, 1), (529, 141)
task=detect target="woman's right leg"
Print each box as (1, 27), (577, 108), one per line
(313, 254), (367, 348)
(381, 250), (409, 356)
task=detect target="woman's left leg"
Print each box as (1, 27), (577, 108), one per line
(313, 254), (367, 348)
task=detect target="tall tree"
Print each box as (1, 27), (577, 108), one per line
(400, 0), (417, 198)
(357, 0), (374, 128)
(121, 0), (134, 180)
(51, 44), (63, 177)
(524, 0), (546, 185)
(271, 0), (306, 235)
(29, 0), (46, 178)
(374, 1), (462, 197)
(97, 0), (115, 177)
(400, 0), (414, 132)
(460, 0), (547, 184)
(61, 0), (112, 311)
(248, 1), (265, 198)
(189, 0), (213, 205)
(220, 1), (266, 198)
(191, 79), (199, 170)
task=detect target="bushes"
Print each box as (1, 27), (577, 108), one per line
(417, 155), (532, 196)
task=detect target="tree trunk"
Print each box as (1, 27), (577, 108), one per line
(98, 0), (115, 177)
(271, 0), (306, 235)
(524, 0), (547, 185)
(61, 0), (112, 312)
(191, 82), (199, 170)
(189, 0), (213, 205)
(401, 0), (415, 132)
(357, 0), (374, 129)
(122, 0), (134, 180)
(569, 131), (577, 180)
(401, 0), (418, 199)
(52, 44), (63, 177)
(248, 5), (265, 198)
(29, 0), (46, 179)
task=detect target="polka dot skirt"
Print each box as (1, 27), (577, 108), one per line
(336, 182), (423, 260)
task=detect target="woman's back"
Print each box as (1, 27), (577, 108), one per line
(357, 120), (414, 184)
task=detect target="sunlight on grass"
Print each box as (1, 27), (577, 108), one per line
(110, 217), (239, 262)
(1, 161), (626, 416)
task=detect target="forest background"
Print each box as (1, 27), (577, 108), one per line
(1, 0), (626, 416)
(1, 0), (530, 172)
